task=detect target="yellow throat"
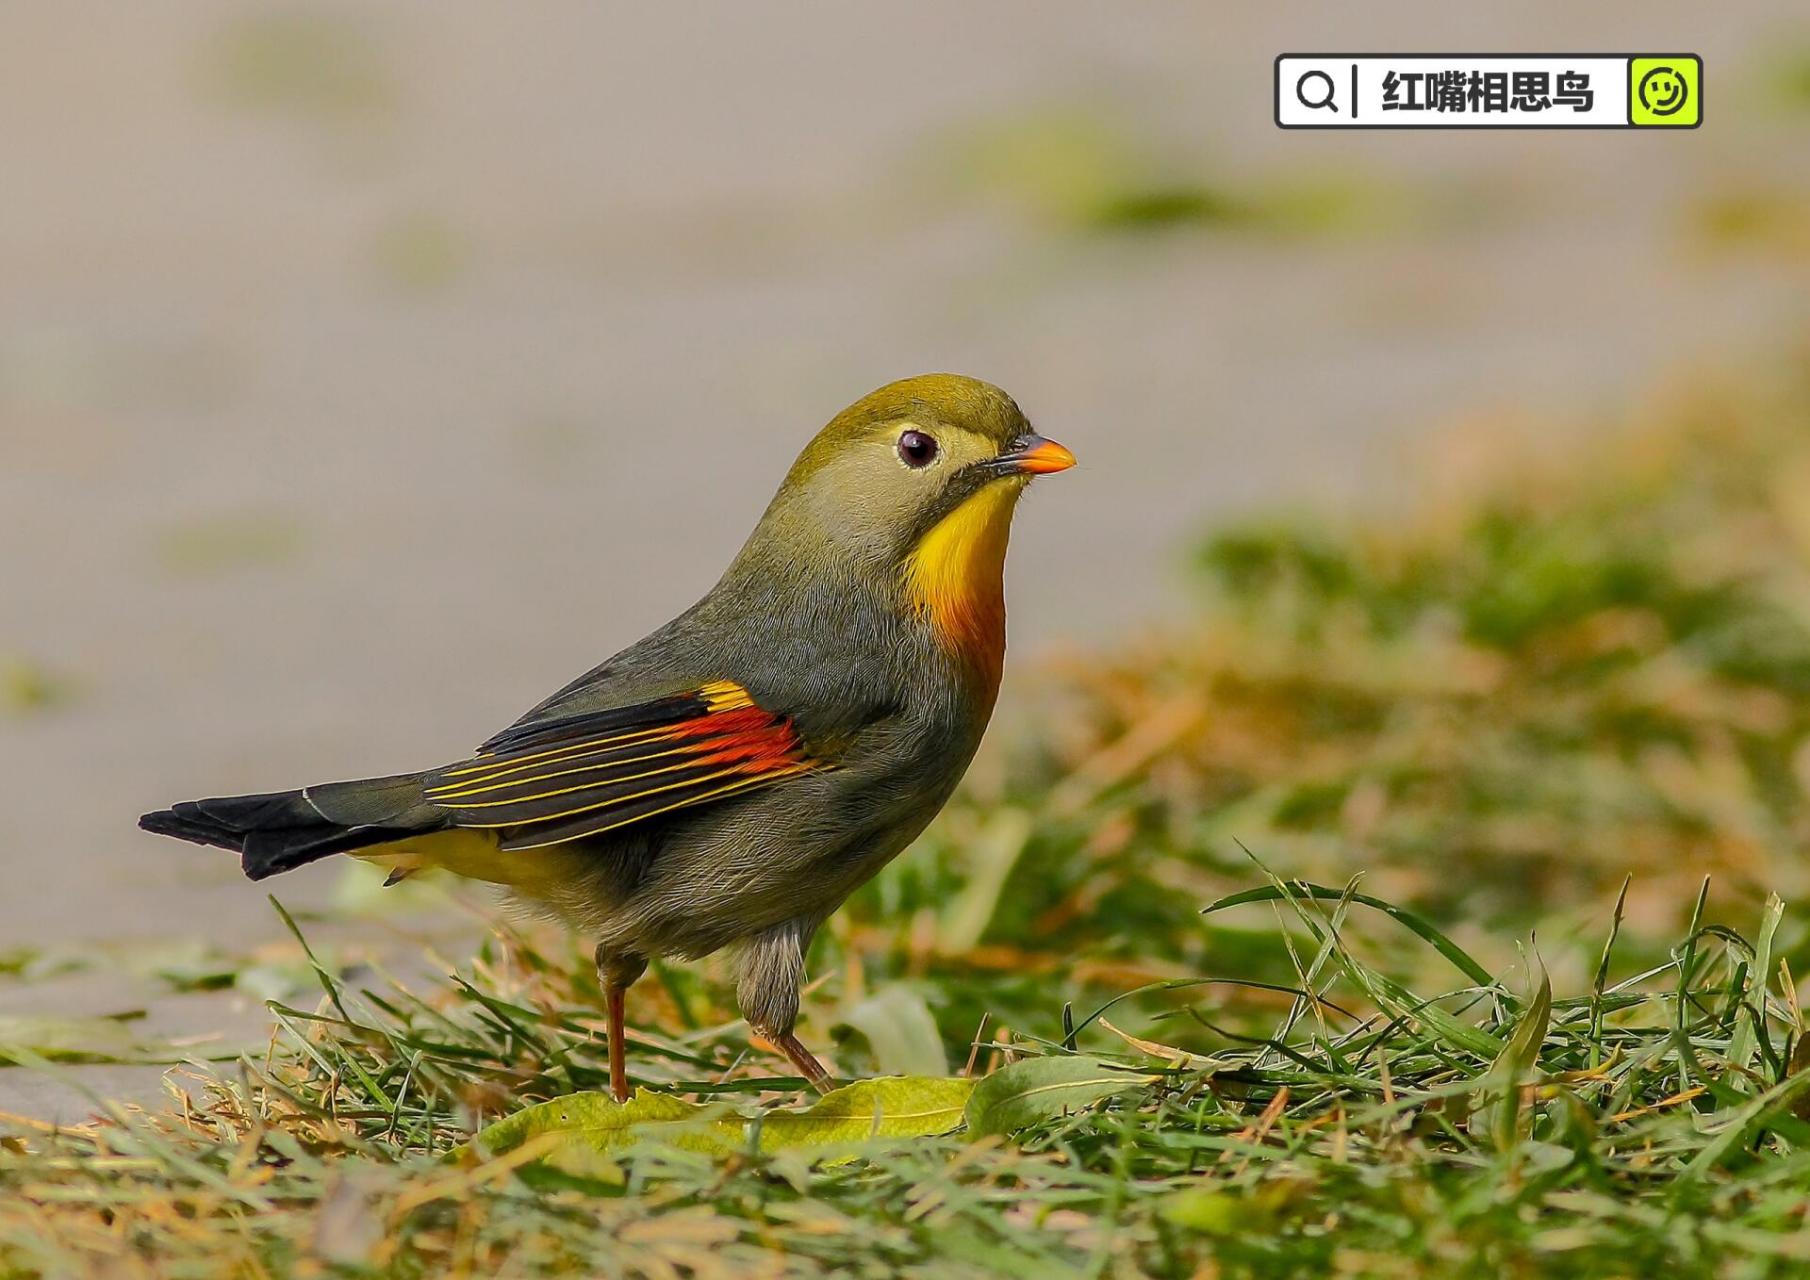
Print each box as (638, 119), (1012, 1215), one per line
(902, 481), (1020, 691)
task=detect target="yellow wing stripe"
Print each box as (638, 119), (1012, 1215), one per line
(430, 680), (807, 848)
(426, 739), (706, 799)
(455, 759), (815, 831)
(500, 763), (817, 851)
(441, 723), (686, 779)
(431, 754), (729, 810)
(442, 680), (757, 780)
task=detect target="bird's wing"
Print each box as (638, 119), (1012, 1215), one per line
(422, 680), (825, 851)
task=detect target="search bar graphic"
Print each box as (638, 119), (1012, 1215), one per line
(1275, 55), (1701, 128)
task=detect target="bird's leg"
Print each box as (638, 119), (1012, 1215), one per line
(771, 1031), (833, 1094)
(736, 918), (835, 1093)
(606, 984), (630, 1103)
(594, 948), (647, 1103)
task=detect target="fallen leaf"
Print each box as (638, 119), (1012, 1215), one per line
(758, 1077), (973, 1155)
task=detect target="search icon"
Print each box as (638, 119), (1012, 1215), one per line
(1296, 69), (1339, 112)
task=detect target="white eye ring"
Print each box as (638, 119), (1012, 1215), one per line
(896, 429), (940, 469)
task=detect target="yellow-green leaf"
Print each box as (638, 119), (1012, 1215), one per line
(965, 1055), (1155, 1137)
(758, 1077), (973, 1154)
(469, 1089), (742, 1178)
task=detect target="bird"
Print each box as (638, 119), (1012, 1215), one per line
(139, 374), (1075, 1100)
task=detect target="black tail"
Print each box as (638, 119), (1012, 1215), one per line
(139, 773), (445, 881)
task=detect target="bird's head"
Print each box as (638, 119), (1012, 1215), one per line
(737, 374), (1074, 677)
(770, 374), (1073, 554)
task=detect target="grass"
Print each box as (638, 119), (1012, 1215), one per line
(5, 881), (1810, 1277)
(10, 359), (1810, 1275)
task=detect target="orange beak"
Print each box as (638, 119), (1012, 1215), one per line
(1000, 433), (1077, 476)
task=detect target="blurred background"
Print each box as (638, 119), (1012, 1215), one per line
(7, 3), (1810, 1115)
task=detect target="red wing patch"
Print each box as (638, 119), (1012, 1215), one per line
(423, 681), (821, 850)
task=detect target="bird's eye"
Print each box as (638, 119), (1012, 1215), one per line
(897, 429), (939, 469)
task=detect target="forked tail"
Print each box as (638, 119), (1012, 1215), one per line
(139, 773), (446, 881)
